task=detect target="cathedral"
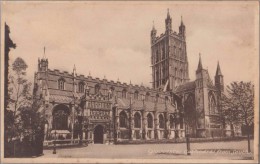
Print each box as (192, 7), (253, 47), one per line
(33, 10), (224, 144)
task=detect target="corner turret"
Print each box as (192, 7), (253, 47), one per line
(151, 21), (157, 44)
(165, 9), (172, 34)
(179, 16), (186, 39)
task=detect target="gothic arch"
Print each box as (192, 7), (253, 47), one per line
(158, 113), (165, 129)
(134, 112), (142, 128)
(119, 110), (128, 128)
(58, 77), (65, 90)
(147, 113), (154, 128)
(52, 104), (70, 130)
(208, 91), (218, 114)
(169, 114), (175, 129)
(94, 83), (101, 94)
(78, 81), (85, 93)
(134, 90), (139, 100)
(145, 92), (150, 101)
(122, 88), (127, 99)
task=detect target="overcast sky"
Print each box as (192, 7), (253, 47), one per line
(2, 1), (259, 88)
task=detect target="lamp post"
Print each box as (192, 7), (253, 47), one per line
(53, 113), (57, 154)
(182, 109), (191, 156)
(185, 125), (191, 155)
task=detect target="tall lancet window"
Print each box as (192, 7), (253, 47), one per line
(147, 113), (153, 128)
(134, 91), (139, 100)
(122, 89), (127, 99)
(156, 50), (159, 63)
(209, 95), (217, 114)
(162, 47), (165, 60)
(159, 114), (165, 128)
(119, 111), (128, 128)
(134, 112), (141, 128)
(78, 82), (85, 93)
(95, 84), (100, 94)
(58, 78), (65, 90)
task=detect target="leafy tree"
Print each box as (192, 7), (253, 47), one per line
(6, 57), (46, 157)
(221, 81), (254, 152)
(7, 57), (32, 139)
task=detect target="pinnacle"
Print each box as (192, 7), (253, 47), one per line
(216, 61), (223, 76)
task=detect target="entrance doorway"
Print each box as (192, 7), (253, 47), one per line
(94, 125), (104, 144)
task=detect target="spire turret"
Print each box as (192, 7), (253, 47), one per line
(38, 47), (48, 72)
(73, 64), (76, 76)
(215, 61), (223, 76)
(151, 21), (157, 44)
(197, 53), (203, 71)
(167, 8), (170, 18)
(215, 61), (224, 92)
(43, 46), (46, 59)
(165, 9), (172, 34)
(179, 16), (186, 38)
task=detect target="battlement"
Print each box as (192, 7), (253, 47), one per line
(152, 30), (183, 45)
(46, 67), (171, 97)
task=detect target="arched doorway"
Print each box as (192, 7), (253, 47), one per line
(94, 125), (104, 144)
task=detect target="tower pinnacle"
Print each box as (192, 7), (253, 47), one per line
(165, 9), (172, 33)
(215, 61), (223, 76)
(43, 46), (46, 59)
(197, 53), (203, 71)
(167, 8), (170, 18)
(73, 64), (76, 76)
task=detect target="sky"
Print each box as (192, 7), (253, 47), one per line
(2, 1), (259, 88)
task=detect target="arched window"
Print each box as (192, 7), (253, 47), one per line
(170, 115), (174, 129)
(119, 111), (128, 128)
(134, 112), (141, 128)
(78, 82), (85, 93)
(162, 47), (165, 60)
(145, 92), (150, 101)
(58, 78), (65, 90)
(159, 114), (165, 128)
(53, 104), (70, 130)
(156, 70), (159, 88)
(147, 113), (153, 128)
(95, 84), (100, 94)
(156, 94), (160, 102)
(209, 95), (217, 114)
(156, 50), (159, 62)
(134, 91), (139, 100)
(122, 89), (127, 99)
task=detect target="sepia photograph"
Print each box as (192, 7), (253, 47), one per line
(1, 1), (259, 163)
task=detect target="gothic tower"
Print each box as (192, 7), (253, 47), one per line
(151, 10), (189, 91)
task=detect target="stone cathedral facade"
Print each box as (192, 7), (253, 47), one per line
(33, 10), (225, 144)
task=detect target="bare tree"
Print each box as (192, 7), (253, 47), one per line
(221, 81), (254, 153)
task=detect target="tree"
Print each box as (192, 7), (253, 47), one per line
(221, 81), (254, 153)
(5, 57), (32, 156)
(4, 23), (16, 157)
(6, 57), (46, 157)
(8, 57), (32, 136)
